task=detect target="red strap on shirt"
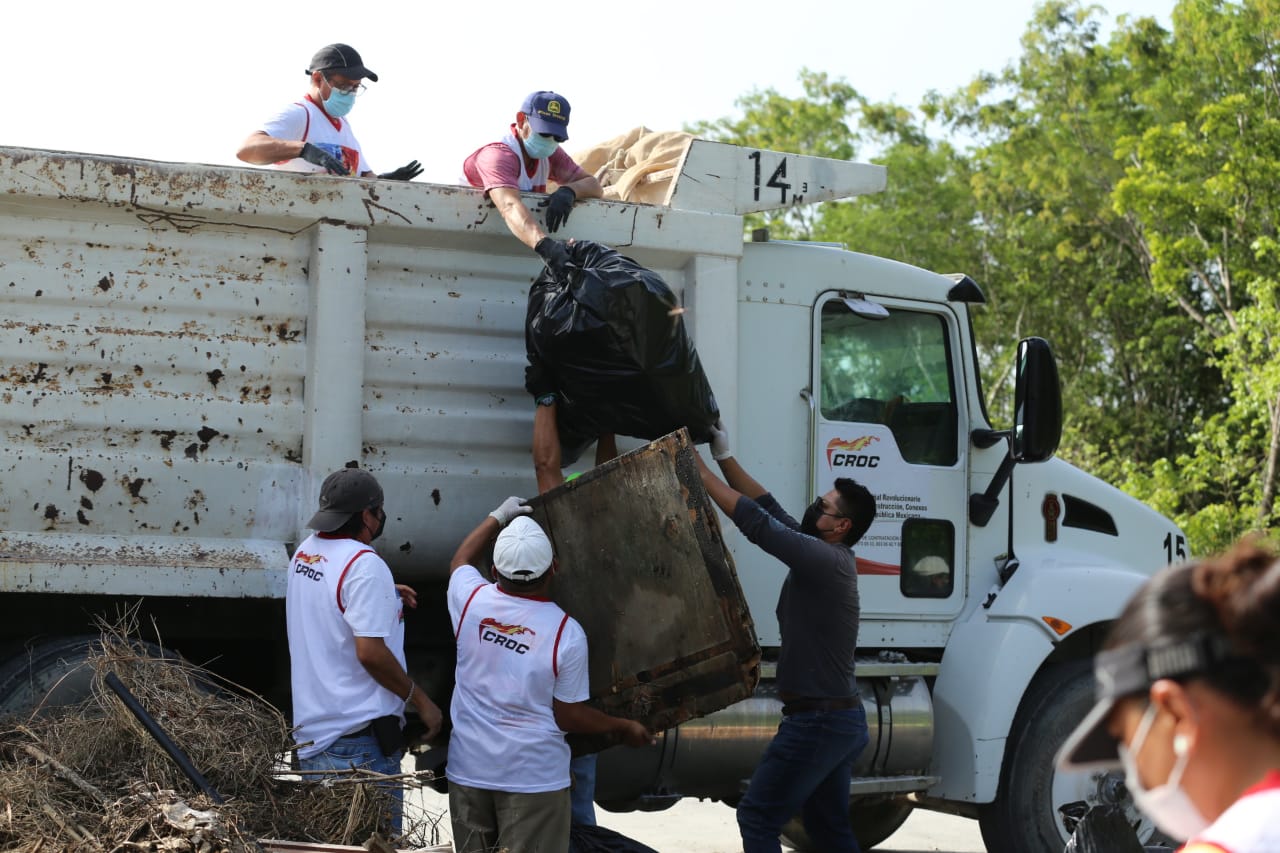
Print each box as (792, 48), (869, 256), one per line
(305, 94), (342, 131)
(294, 102), (311, 143)
(552, 612), (570, 677)
(1241, 768), (1280, 796)
(335, 549), (375, 613)
(455, 584), (485, 640)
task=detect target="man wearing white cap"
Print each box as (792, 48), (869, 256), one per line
(445, 497), (652, 853)
(905, 555), (952, 596)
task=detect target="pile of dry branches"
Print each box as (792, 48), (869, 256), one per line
(0, 628), (442, 852)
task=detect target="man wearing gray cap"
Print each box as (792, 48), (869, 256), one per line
(445, 498), (652, 853)
(286, 467), (442, 790)
(237, 43), (422, 181)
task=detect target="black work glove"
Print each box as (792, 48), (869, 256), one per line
(525, 356), (557, 403)
(534, 237), (574, 281)
(538, 187), (577, 233)
(299, 142), (349, 176)
(379, 160), (423, 181)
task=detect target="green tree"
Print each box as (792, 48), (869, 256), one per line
(689, 73), (985, 286)
(940, 1), (1216, 465)
(815, 101), (985, 284)
(692, 1), (1280, 553)
(1112, 0), (1280, 546)
(687, 69), (863, 238)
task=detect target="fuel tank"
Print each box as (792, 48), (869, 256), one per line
(595, 674), (933, 808)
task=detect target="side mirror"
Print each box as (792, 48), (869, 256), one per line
(1011, 337), (1062, 463)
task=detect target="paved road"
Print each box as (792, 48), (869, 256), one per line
(411, 788), (988, 852)
(596, 797), (987, 853)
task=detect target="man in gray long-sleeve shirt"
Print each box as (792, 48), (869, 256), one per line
(696, 420), (876, 853)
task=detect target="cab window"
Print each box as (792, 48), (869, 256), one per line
(820, 300), (958, 466)
(900, 518), (955, 598)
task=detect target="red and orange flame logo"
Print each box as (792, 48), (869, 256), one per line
(826, 436), (879, 466)
(294, 551), (327, 566)
(479, 617), (536, 638)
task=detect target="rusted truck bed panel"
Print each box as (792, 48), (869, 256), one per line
(530, 430), (760, 741)
(0, 147), (744, 595)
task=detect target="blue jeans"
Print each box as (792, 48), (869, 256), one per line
(299, 733), (404, 832)
(737, 705), (869, 853)
(570, 753), (598, 827)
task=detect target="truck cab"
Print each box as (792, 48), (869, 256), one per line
(601, 222), (1184, 850)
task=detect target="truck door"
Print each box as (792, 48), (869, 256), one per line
(812, 294), (967, 620)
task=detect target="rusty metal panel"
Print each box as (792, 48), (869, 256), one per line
(0, 532), (284, 597)
(527, 430), (759, 741)
(0, 146), (746, 598)
(0, 213), (310, 526)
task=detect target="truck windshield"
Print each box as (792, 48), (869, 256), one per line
(819, 300), (958, 467)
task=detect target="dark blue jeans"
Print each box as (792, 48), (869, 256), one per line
(737, 705), (869, 853)
(570, 753), (598, 826)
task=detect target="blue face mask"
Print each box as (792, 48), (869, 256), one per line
(522, 130), (559, 160)
(323, 88), (356, 117)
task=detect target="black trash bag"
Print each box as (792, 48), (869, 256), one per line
(526, 240), (719, 465)
(569, 823), (660, 853)
(1062, 804), (1146, 853)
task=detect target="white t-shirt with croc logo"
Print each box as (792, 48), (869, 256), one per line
(286, 532), (405, 758)
(446, 565), (589, 793)
(260, 96), (371, 176)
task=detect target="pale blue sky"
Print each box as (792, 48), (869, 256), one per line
(9, 0), (1175, 181)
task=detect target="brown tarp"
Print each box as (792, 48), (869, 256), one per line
(568, 128), (694, 205)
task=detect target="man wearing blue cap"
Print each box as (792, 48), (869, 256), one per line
(462, 91), (603, 275)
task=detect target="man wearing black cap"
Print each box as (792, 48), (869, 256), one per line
(286, 467), (442, 791)
(461, 91), (603, 275)
(236, 43), (422, 181)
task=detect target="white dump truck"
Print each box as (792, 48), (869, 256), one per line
(0, 141), (1185, 851)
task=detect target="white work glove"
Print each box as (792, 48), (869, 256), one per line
(710, 419), (733, 461)
(489, 496), (532, 526)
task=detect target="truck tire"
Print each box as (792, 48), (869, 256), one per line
(0, 635), (167, 716)
(978, 659), (1159, 853)
(781, 798), (914, 850)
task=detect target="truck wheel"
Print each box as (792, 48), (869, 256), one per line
(781, 798), (914, 850)
(978, 659), (1159, 853)
(0, 635), (168, 716)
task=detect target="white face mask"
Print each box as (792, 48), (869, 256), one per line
(1118, 704), (1210, 841)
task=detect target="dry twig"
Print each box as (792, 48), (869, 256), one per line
(0, 623), (445, 852)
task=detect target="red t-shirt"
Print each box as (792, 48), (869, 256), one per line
(461, 125), (587, 193)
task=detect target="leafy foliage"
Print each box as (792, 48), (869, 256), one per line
(692, 0), (1278, 552)
(687, 70), (863, 238)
